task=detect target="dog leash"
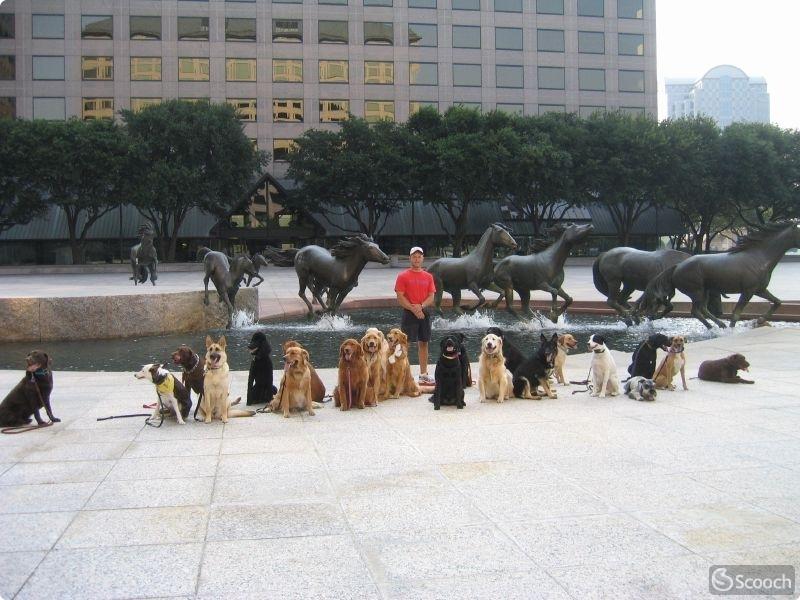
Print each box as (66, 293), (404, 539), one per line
(145, 388), (165, 428)
(570, 365), (595, 395)
(2, 422), (53, 435)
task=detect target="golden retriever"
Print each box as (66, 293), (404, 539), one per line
(281, 340), (326, 403)
(478, 333), (513, 403)
(361, 327), (389, 402)
(269, 346), (315, 418)
(386, 328), (420, 398)
(202, 335), (231, 423)
(554, 333), (578, 385)
(333, 338), (373, 410)
(654, 335), (688, 391)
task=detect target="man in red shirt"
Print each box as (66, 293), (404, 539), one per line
(395, 246), (437, 385)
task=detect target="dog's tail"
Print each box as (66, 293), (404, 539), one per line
(592, 254), (608, 297)
(196, 246), (212, 262)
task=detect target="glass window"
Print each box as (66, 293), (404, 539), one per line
(32, 14), (64, 39)
(228, 99), (257, 121)
(320, 100), (349, 122)
(578, 0), (603, 16)
(578, 31), (604, 53)
(273, 19), (302, 43)
(453, 25), (480, 48)
(579, 105), (604, 118)
(453, 63), (481, 87)
(495, 0), (522, 12)
(495, 27), (522, 50)
(410, 101), (438, 115)
(226, 58), (257, 81)
(82, 15), (113, 40)
(365, 22), (393, 45)
(539, 104), (565, 114)
(618, 33), (644, 56)
(364, 100), (395, 122)
(619, 69), (645, 92)
(537, 0), (564, 14)
(0, 97), (16, 119)
(130, 98), (162, 113)
(409, 62), (437, 85)
(273, 99), (303, 122)
(538, 66), (564, 89)
(538, 29), (564, 52)
(409, 24), (437, 47)
(364, 0), (392, 5)
(453, 0), (480, 8)
(178, 98), (210, 104)
(496, 65), (523, 88)
(0, 14), (13, 39)
(33, 97), (65, 120)
(273, 59), (303, 82)
(320, 0), (348, 4)
(319, 21), (348, 44)
(178, 58), (210, 81)
(130, 16), (161, 40)
(177, 17), (209, 41)
(131, 57), (162, 81)
(579, 68), (605, 91)
(82, 57), (114, 81)
(620, 106), (646, 116)
(273, 139), (297, 161)
(0, 56), (14, 81)
(409, 0), (436, 6)
(319, 60), (348, 83)
(364, 61), (394, 84)
(274, 0), (302, 4)
(32, 56), (65, 80)
(226, 18), (256, 42)
(618, 0), (643, 18)
(454, 101), (482, 111)
(497, 103), (523, 115)
(82, 98), (114, 121)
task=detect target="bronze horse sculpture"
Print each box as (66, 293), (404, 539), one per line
(197, 247), (256, 328)
(494, 223), (594, 322)
(294, 234), (390, 317)
(640, 221), (800, 328)
(592, 247), (691, 325)
(428, 223), (518, 315)
(130, 223), (158, 286)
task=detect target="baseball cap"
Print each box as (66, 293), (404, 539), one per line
(409, 246), (424, 255)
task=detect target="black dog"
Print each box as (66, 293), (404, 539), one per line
(429, 335), (466, 410)
(627, 333), (672, 379)
(247, 331), (276, 405)
(512, 333), (559, 399)
(485, 327), (525, 375)
(0, 350), (59, 427)
(453, 332), (473, 388)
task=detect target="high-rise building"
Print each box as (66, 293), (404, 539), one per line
(665, 65), (769, 128)
(0, 0), (656, 177)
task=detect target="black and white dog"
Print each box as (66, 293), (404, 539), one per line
(134, 363), (192, 424)
(429, 335), (466, 410)
(485, 327), (525, 375)
(627, 333), (671, 379)
(247, 331), (276, 405)
(512, 333), (559, 399)
(623, 376), (657, 401)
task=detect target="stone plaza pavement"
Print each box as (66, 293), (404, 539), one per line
(0, 326), (799, 599)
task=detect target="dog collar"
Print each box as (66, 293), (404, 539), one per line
(442, 353), (459, 360)
(592, 348), (606, 353)
(186, 353), (201, 374)
(667, 348), (683, 354)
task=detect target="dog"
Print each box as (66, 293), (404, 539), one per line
(627, 333), (672, 379)
(698, 354), (754, 384)
(0, 351), (59, 427)
(386, 328), (420, 398)
(202, 335), (233, 422)
(171, 345), (205, 404)
(135, 363), (192, 424)
(513, 333), (559, 399)
(478, 333), (513, 403)
(623, 376), (657, 401)
(276, 341), (326, 404)
(485, 327), (524, 375)
(587, 334), (621, 397)
(247, 331), (276, 405)
(554, 333), (577, 385)
(429, 335), (466, 410)
(361, 327), (389, 401)
(654, 335), (688, 391)
(333, 338), (373, 410)
(270, 345), (315, 418)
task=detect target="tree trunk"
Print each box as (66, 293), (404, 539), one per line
(64, 211), (85, 265)
(450, 205), (470, 258)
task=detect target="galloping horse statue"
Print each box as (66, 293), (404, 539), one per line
(294, 234), (390, 317)
(494, 223), (593, 322)
(428, 223), (518, 314)
(640, 221), (800, 328)
(592, 247), (691, 325)
(197, 247), (256, 329)
(130, 223), (158, 286)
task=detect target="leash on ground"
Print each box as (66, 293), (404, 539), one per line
(2, 421), (53, 434)
(570, 365), (594, 395)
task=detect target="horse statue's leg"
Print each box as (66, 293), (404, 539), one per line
(601, 276), (635, 326)
(465, 282), (486, 313)
(517, 289), (535, 319)
(752, 288), (782, 325)
(450, 289), (463, 315)
(203, 272), (211, 306)
(297, 273), (317, 317)
(689, 291), (725, 329)
(433, 287), (445, 316)
(729, 292), (753, 327)
(484, 283), (506, 309)
(150, 258), (158, 286)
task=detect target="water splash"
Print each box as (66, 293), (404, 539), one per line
(431, 310), (500, 331)
(231, 309), (257, 329)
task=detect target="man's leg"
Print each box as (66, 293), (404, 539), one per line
(418, 341), (429, 376)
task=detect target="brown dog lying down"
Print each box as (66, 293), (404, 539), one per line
(698, 354), (754, 384)
(0, 350), (59, 427)
(334, 338), (374, 410)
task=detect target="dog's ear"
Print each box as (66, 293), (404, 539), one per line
(205, 335), (213, 348)
(301, 349), (310, 364)
(339, 341), (347, 357)
(218, 336), (227, 349)
(550, 333), (559, 342)
(540, 333), (547, 343)
(354, 343), (364, 358)
(43, 352), (51, 368)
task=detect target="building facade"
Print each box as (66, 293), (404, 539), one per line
(0, 0), (657, 178)
(665, 65), (769, 128)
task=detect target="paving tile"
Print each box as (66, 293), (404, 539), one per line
(220, 434), (313, 455)
(86, 476), (215, 509)
(213, 471), (334, 505)
(707, 542), (800, 571)
(0, 460), (115, 485)
(206, 501), (348, 541)
(689, 465), (800, 501)
(0, 551), (47, 599)
(19, 442), (130, 462)
(106, 455), (219, 481)
(0, 512), (76, 552)
(217, 450), (325, 475)
(382, 572), (572, 600)
(328, 467), (449, 497)
(123, 437), (222, 458)
(0, 481), (98, 514)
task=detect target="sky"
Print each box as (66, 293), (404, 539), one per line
(656, 0), (800, 130)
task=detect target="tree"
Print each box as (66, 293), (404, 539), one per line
(0, 119), (49, 234)
(285, 117), (413, 237)
(122, 100), (267, 261)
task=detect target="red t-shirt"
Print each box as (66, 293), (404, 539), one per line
(395, 269), (436, 305)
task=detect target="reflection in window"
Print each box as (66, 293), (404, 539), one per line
(618, 0), (643, 19)
(178, 58), (210, 81)
(453, 0), (480, 8)
(273, 99), (303, 122)
(409, 0), (436, 6)
(177, 17), (209, 41)
(273, 59), (303, 82)
(409, 24), (437, 47)
(228, 99), (257, 121)
(409, 63), (437, 85)
(130, 16), (161, 40)
(496, 27), (522, 50)
(454, 101), (481, 111)
(319, 21), (348, 44)
(364, 22), (393, 45)
(364, 101), (395, 123)
(537, 0), (564, 14)
(538, 29), (565, 52)
(320, 0), (348, 4)
(619, 69), (645, 92)
(539, 104), (566, 114)
(365, 61), (394, 85)
(226, 18), (256, 42)
(82, 57), (113, 81)
(0, 97), (15, 119)
(578, 31), (604, 54)
(497, 103), (523, 115)
(579, 68), (605, 91)
(82, 15), (113, 40)
(33, 97), (65, 120)
(131, 57), (162, 81)
(0, 14), (13, 39)
(273, 19), (302, 43)
(410, 101), (438, 115)
(32, 56), (65, 80)
(0, 56), (14, 80)
(620, 106), (646, 116)
(578, 0), (604, 16)
(495, 0), (522, 12)
(453, 25), (480, 48)
(32, 14), (64, 39)
(320, 100), (349, 122)
(364, 0), (392, 5)
(538, 66), (565, 89)
(496, 65), (523, 88)
(618, 33), (644, 55)
(319, 60), (348, 83)
(83, 98), (114, 121)
(130, 98), (162, 113)
(226, 59), (257, 81)
(453, 63), (481, 87)
(273, 139), (297, 161)
(579, 105), (604, 118)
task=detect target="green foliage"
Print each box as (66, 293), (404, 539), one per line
(0, 119), (49, 233)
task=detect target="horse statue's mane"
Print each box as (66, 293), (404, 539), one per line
(490, 222), (513, 234)
(730, 221), (797, 254)
(330, 234), (373, 258)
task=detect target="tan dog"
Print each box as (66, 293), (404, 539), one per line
(654, 335), (688, 391)
(478, 333), (513, 403)
(202, 335), (231, 423)
(333, 338), (373, 410)
(361, 327), (389, 401)
(554, 333), (578, 385)
(280, 340), (326, 403)
(270, 346), (315, 418)
(386, 328), (420, 398)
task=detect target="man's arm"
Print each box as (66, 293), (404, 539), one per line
(420, 292), (435, 309)
(397, 291), (425, 318)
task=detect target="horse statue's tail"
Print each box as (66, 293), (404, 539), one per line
(592, 254), (608, 296)
(196, 246), (212, 262)
(636, 264), (678, 317)
(262, 246), (298, 267)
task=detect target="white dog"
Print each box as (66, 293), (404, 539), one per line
(587, 334), (620, 398)
(134, 363), (191, 424)
(478, 333), (513, 403)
